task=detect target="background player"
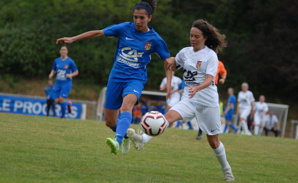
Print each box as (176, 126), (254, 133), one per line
(237, 82), (255, 135)
(253, 95), (268, 136)
(45, 79), (56, 117)
(128, 19), (234, 181)
(223, 88), (239, 133)
(56, 0), (173, 155)
(49, 45), (78, 119)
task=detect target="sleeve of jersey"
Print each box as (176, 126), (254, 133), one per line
(237, 93), (241, 102)
(250, 92), (255, 102)
(70, 60), (78, 72)
(206, 54), (218, 77)
(52, 60), (56, 71)
(103, 22), (126, 37)
(175, 49), (184, 70)
(154, 39), (170, 60)
(219, 61), (227, 76)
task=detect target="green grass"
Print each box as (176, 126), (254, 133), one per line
(0, 113), (297, 183)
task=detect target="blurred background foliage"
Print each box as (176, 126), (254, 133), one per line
(0, 0), (297, 100)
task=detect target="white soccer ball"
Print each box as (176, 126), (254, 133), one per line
(141, 111), (167, 136)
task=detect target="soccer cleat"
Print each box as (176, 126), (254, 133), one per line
(106, 138), (119, 155)
(127, 128), (144, 150)
(68, 101), (72, 113)
(223, 168), (235, 181)
(121, 138), (131, 154)
(196, 134), (202, 140)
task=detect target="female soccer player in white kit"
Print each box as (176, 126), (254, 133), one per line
(237, 83), (255, 135)
(253, 95), (268, 136)
(128, 19), (235, 181)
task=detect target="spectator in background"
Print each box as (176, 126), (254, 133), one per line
(45, 79), (56, 117)
(237, 82), (255, 135)
(223, 88), (239, 134)
(154, 100), (166, 115)
(141, 98), (154, 115)
(253, 95), (268, 136)
(132, 103), (143, 124)
(264, 111), (279, 137)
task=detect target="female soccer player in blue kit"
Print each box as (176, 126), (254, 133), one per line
(49, 45), (79, 119)
(56, 0), (173, 155)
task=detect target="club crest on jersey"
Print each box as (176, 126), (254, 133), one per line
(64, 65), (68, 69)
(144, 41), (152, 50)
(196, 61), (202, 69)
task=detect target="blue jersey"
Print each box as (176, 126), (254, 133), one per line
(45, 85), (55, 100)
(52, 57), (78, 83)
(227, 95), (236, 113)
(103, 22), (170, 83)
(154, 104), (166, 115)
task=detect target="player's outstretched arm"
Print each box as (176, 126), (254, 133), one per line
(163, 57), (174, 99)
(56, 30), (105, 44)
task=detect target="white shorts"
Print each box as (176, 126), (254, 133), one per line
(239, 108), (251, 120)
(167, 96), (180, 107)
(254, 114), (265, 126)
(170, 99), (221, 135)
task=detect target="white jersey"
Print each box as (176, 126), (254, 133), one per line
(254, 102), (268, 115)
(175, 46), (219, 107)
(237, 91), (255, 110)
(266, 114), (278, 130)
(160, 76), (182, 103)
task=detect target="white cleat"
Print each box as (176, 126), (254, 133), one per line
(127, 128), (144, 150)
(121, 138), (131, 154)
(223, 168), (235, 181)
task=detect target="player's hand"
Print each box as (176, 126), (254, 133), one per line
(66, 74), (71, 78)
(166, 84), (172, 99)
(219, 78), (225, 84)
(56, 37), (74, 44)
(189, 86), (199, 99)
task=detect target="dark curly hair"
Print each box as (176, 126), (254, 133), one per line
(134, 0), (156, 15)
(192, 19), (227, 52)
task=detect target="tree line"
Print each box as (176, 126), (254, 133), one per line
(0, 0), (297, 100)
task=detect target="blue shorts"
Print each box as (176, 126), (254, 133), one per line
(54, 81), (72, 99)
(225, 111), (234, 121)
(104, 80), (145, 110)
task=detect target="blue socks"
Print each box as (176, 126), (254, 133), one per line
(176, 121), (181, 128)
(230, 123), (238, 132)
(115, 112), (131, 145)
(187, 121), (194, 129)
(224, 124), (239, 133)
(60, 102), (66, 118)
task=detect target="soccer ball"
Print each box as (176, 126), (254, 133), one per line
(140, 111), (167, 136)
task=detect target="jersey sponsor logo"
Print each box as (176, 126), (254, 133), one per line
(118, 47), (144, 68)
(57, 69), (67, 80)
(126, 37), (134, 40)
(64, 64), (68, 69)
(196, 61), (202, 69)
(144, 41), (152, 50)
(183, 69), (198, 81)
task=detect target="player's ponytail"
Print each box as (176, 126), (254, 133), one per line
(192, 19), (227, 52)
(134, 0), (156, 16)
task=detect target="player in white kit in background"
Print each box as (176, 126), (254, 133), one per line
(160, 71), (182, 110)
(237, 83), (255, 135)
(253, 95), (268, 136)
(128, 19), (234, 181)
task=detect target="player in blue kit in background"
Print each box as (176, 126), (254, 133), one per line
(223, 88), (239, 133)
(45, 79), (56, 117)
(56, 0), (173, 155)
(49, 45), (79, 119)
(154, 100), (166, 115)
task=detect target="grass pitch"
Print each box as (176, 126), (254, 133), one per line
(0, 113), (297, 182)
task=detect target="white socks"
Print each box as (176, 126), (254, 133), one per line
(142, 133), (153, 144)
(254, 126), (259, 136)
(213, 142), (231, 171)
(241, 120), (252, 135)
